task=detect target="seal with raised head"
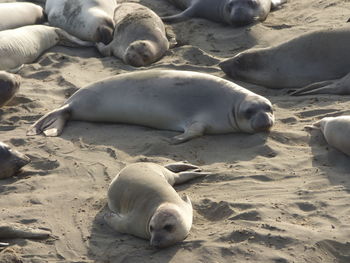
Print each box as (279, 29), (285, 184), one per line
(219, 27), (350, 90)
(97, 2), (175, 67)
(162, 0), (287, 26)
(0, 25), (92, 72)
(105, 162), (207, 247)
(0, 2), (45, 31)
(27, 70), (274, 144)
(45, 0), (117, 44)
(0, 71), (21, 108)
(0, 142), (30, 179)
(307, 116), (350, 156)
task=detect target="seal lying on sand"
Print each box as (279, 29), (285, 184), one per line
(307, 116), (350, 156)
(97, 2), (175, 67)
(106, 162), (207, 248)
(162, 0), (287, 26)
(0, 2), (45, 31)
(0, 25), (93, 72)
(27, 70), (274, 144)
(0, 71), (21, 108)
(219, 27), (350, 90)
(0, 142), (30, 179)
(45, 0), (117, 44)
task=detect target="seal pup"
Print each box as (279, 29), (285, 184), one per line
(0, 142), (30, 179)
(307, 116), (350, 156)
(45, 0), (117, 44)
(106, 162), (207, 247)
(219, 27), (350, 89)
(96, 2), (175, 67)
(0, 71), (21, 108)
(161, 0), (287, 26)
(0, 25), (92, 72)
(0, 2), (45, 31)
(290, 72), (350, 96)
(27, 70), (274, 144)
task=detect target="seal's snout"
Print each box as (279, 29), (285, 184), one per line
(252, 112), (274, 132)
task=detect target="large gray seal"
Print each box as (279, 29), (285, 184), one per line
(27, 70), (274, 144)
(162, 0), (287, 26)
(45, 0), (117, 44)
(0, 2), (45, 31)
(0, 25), (92, 72)
(0, 71), (21, 108)
(105, 162), (207, 247)
(219, 26), (350, 92)
(0, 142), (30, 179)
(97, 2), (175, 67)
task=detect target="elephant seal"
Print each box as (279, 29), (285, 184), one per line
(308, 116), (350, 156)
(27, 70), (274, 144)
(220, 27), (350, 89)
(0, 2), (45, 31)
(0, 142), (30, 179)
(96, 2), (175, 67)
(105, 162), (207, 247)
(162, 0), (287, 26)
(0, 71), (21, 108)
(0, 25), (92, 72)
(45, 0), (117, 44)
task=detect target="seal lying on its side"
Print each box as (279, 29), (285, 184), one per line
(45, 0), (117, 44)
(0, 25), (92, 72)
(162, 0), (287, 26)
(307, 116), (350, 156)
(27, 70), (274, 144)
(0, 2), (45, 31)
(0, 142), (30, 179)
(97, 2), (174, 67)
(0, 71), (21, 108)
(219, 27), (350, 90)
(106, 162), (207, 248)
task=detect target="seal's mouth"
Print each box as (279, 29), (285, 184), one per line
(251, 112), (274, 132)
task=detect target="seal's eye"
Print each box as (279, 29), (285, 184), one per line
(150, 226), (154, 232)
(247, 0), (258, 8)
(245, 108), (256, 118)
(143, 54), (149, 61)
(163, 224), (174, 232)
(265, 105), (273, 112)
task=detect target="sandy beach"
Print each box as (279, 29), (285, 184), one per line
(1, 0), (350, 262)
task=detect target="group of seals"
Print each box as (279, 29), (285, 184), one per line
(97, 2), (175, 67)
(45, 0), (117, 44)
(27, 69), (274, 144)
(106, 162), (207, 247)
(162, 0), (287, 26)
(219, 26), (350, 95)
(0, 142), (30, 179)
(0, 71), (21, 108)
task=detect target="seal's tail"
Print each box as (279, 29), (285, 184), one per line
(55, 28), (95, 47)
(27, 105), (71, 137)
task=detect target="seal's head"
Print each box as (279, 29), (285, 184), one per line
(223, 0), (263, 26)
(231, 95), (274, 133)
(0, 71), (21, 108)
(0, 142), (30, 179)
(149, 198), (192, 248)
(124, 40), (157, 67)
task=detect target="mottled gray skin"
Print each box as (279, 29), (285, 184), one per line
(27, 70), (274, 144)
(162, 0), (286, 26)
(220, 27), (350, 89)
(310, 116), (350, 156)
(45, 0), (117, 44)
(106, 162), (206, 247)
(0, 2), (45, 31)
(0, 142), (30, 179)
(0, 71), (21, 108)
(96, 2), (171, 67)
(0, 25), (92, 72)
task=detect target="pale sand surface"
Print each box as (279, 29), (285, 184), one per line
(1, 0), (350, 262)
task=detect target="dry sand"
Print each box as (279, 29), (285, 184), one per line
(1, 0), (350, 262)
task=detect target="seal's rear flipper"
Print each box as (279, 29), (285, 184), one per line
(27, 105), (71, 137)
(55, 28), (94, 47)
(161, 6), (196, 23)
(271, 0), (287, 9)
(165, 163), (199, 173)
(174, 171), (209, 185)
(0, 224), (51, 239)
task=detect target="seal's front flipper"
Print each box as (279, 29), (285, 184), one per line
(104, 212), (128, 233)
(165, 163), (199, 173)
(96, 42), (112, 57)
(165, 25), (177, 48)
(161, 6), (196, 23)
(56, 28), (94, 47)
(171, 122), (205, 144)
(27, 104), (71, 137)
(271, 0), (287, 9)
